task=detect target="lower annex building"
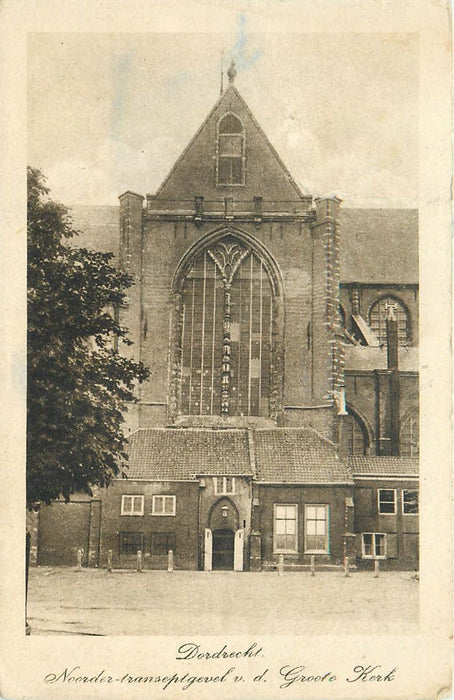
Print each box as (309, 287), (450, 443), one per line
(30, 65), (419, 571)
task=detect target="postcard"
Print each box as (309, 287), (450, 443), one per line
(0, 0), (452, 698)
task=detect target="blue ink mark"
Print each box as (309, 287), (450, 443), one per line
(230, 14), (263, 74)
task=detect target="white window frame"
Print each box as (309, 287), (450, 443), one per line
(304, 504), (329, 554)
(152, 495), (176, 516)
(362, 532), (387, 559)
(378, 488), (397, 514)
(402, 489), (419, 515)
(121, 495), (144, 516)
(213, 476), (236, 495)
(273, 503), (298, 554)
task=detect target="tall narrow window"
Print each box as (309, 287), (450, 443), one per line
(369, 296), (409, 345)
(304, 505), (329, 553)
(274, 504), (298, 553)
(216, 113), (245, 185)
(179, 236), (274, 417)
(342, 411), (368, 455)
(400, 409), (419, 456)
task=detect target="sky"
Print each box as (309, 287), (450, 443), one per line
(27, 28), (418, 208)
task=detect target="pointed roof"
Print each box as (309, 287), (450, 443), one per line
(152, 83), (306, 204)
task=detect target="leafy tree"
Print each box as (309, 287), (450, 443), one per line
(27, 167), (149, 508)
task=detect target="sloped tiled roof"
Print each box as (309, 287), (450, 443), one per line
(126, 428), (252, 480)
(340, 208), (418, 284)
(349, 456), (419, 477)
(254, 428), (353, 484)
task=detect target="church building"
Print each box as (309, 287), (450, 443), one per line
(31, 63), (419, 571)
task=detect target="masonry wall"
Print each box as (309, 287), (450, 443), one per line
(99, 480), (199, 570)
(354, 477), (419, 570)
(257, 484), (353, 569)
(37, 495), (101, 567)
(138, 217), (321, 423)
(345, 371), (419, 455)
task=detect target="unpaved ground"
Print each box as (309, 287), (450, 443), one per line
(27, 567), (418, 636)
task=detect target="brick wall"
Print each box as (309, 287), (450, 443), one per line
(354, 477), (419, 570)
(257, 484), (353, 568)
(99, 480), (199, 570)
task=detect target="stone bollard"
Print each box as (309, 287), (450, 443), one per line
(77, 548), (83, 571)
(137, 550), (143, 572)
(344, 556), (350, 577)
(278, 554), (284, 576)
(310, 555), (315, 577)
(374, 559), (380, 578)
(107, 549), (112, 573)
(168, 549), (174, 573)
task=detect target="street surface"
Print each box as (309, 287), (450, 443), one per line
(27, 568), (419, 636)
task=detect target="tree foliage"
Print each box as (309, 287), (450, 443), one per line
(27, 167), (149, 508)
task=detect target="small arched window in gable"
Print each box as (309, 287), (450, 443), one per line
(216, 113), (245, 186)
(369, 296), (409, 346)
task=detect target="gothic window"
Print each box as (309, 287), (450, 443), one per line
(216, 113), (245, 185)
(342, 410), (369, 455)
(400, 409), (419, 457)
(368, 296), (409, 345)
(179, 236), (274, 417)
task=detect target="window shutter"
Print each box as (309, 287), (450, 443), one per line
(386, 533), (398, 559)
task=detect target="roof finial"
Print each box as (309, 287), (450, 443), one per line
(227, 60), (237, 84)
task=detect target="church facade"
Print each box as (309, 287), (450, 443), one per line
(31, 66), (419, 572)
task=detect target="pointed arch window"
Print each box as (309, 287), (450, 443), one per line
(400, 409), (419, 457)
(342, 410), (369, 455)
(178, 235), (275, 417)
(216, 113), (245, 186)
(369, 296), (409, 346)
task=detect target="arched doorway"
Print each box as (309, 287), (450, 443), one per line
(212, 528), (235, 570)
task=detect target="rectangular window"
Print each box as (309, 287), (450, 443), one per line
(218, 157), (243, 185)
(119, 532), (144, 555)
(121, 495), (144, 516)
(378, 489), (396, 514)
(304, 505), (329, 553)
(151, 533), (176, 555)
(273, 504), (298, 553)
(362, 533), (386, 559)
(214, 477), (235, 495)
(152, 495), (176, 516)
(402, 489), (419, 514)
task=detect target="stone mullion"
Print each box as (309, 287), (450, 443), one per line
(221, 282), (232, 415)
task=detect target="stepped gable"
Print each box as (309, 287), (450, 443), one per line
(254, 428), (353, 484)
(349, 456), (419, 477)
(126, 428), (253, 480)
(151, 82), (306, 205)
